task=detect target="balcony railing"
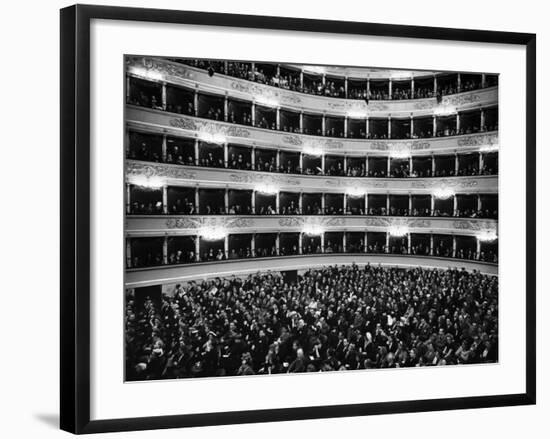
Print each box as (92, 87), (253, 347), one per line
(127, 106), (499, 156)
(124, 253), (498, 288)
(126, 215), (497, 237)
(125, 160), (498, 195)
(126, 56), (499, 118)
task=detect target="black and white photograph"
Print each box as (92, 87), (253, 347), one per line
(0, 0), (544, 436)
(124, 56), (499, 381)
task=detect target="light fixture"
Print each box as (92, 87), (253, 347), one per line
(303, 145), (324, 157)
(145, 70), (163, 81)
(255, 96), (279, 108)
(390, 150), (411, 159)
(347, 110), (367, 119)
(131, 175), (164, 189)
(302, 224), (324, 236)
(198, 130), (226, 144)
(388, 225), (409, 237)
(479, 144), (499, 152)
(255, 183), (279, 195)
(433, 104), (457, 116)
(199, 227), (227, 241)
(432, 187), (455, 199)
(134, 67), (163, 82)
(346, 187), (367, 197)
(476, 230), (498, 242)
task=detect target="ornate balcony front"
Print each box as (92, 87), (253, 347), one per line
(126, 215), (497, 238)
(126, 106), (499, 156)
(125, 253), (498, 288)
(126, 56), (498, 118)
(125, 160), (498, 194)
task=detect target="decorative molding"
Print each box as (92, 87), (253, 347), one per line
(323, 139), (345, 149)
(128, 107), (500, 156)
(277, 217), (346, 228)
(278, 217), (304, 227)
(169, 117), (197, 131)
(412, 100), (436, 110)
(229, 173), (301, 186)
(366, 102), (390, 111)
(127, 56), (195, 80)
(170, 117), (251, 138)
(230, 82), (302, 105)
(457, 133), (498, 147)
(226, 218), (255, 228)
(364, 218), (391, 227)
(370, 141), (390, 151)
(408, 219), (432, 228)
(410, 178), (479, 189)
(322, 217), (346, 227)
(452, 219), (496, 231)
(127, 216), (497, 238)
(364, 217), (433, 229)
(323, 179), (388, 189)
(442, 93), (481, 107)
(410, 141), (431, 151)
(125, 159), (496, 194)
(165, 217), (255, 229)
(282, 135), (303, 146)
(126, 162), (197, 180)
(165, 218), (200, 229)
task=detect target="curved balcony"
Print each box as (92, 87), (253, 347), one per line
(126, 106), (499, 156)
(125, 254), (497, 288)
(126, 215), (497, 237)
(126, 56), (498, 117)
(125, 160), (498, 194)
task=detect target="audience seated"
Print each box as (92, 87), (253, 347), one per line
(170, 59), (488, 101)
(125, 264), (498, 380)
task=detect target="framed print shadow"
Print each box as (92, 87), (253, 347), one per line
(60, 4), (536, 434)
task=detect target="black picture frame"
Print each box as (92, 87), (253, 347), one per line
(60, 4), (536, 434)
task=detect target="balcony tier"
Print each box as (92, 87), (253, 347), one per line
(126, 160), (497, 194)
(127, 106), (498, 156)
(125, 253), (497, 288)
(126, 56), (498, 117)
(126, 215), (497, 238)
(286, 64), (441, 79)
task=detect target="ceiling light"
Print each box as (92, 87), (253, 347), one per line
(303, 145), (324, 156)
(346, 187), (367, 197)
(131, 175), (164, 189)
(388, 225), (409, 237)
(390, 150), (411, 159)
(199, 227), (227, 241)
(255, 183), (279, 195)
(476, 230), (498, 242)
(255, 96), (279, 107)
(432, 187), (455, 199)
(302, 224), (324, 236)
(433, 104), (457, 116)
(198, 131), (226, 144)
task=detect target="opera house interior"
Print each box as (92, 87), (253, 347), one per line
(124, 56), (499, 381)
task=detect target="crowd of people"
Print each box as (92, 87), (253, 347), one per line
(175, 59), (494, 103)
(128, 234), (498, 269)
(128, 143), (497, 179)
(125, 264), (498, 380)
(128, 84), (498, 141)
(129, 195), (498, 220)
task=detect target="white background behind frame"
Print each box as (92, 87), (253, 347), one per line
(0, 0), (546, 438)
(90, 19), (525, 420)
